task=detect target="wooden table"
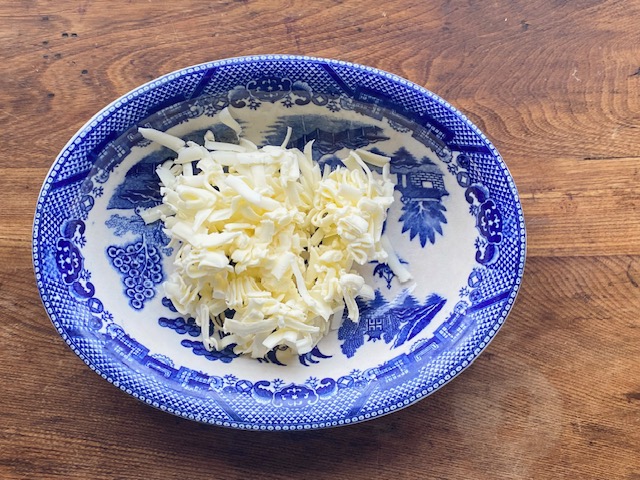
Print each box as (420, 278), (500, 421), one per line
(2, 1), (639, 478)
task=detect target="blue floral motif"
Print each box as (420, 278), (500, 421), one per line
(273, 383), (319, 408)
(476, 199), (503, 244)
(465, 185), (504, 265)
(248, 78), (293, 102)
(106, 240), (163, 310)
(224, 374), (239, 386)
(76, 235), (87, 248)
(228, 77), (349, 114)
(474, 236), (487, 249)
(54, 220), (95, 299)
(55, 239), (83, 284)
(338, 290), (447, 358)
(246, 376), (339, 407)
(305, 376), (319, 388)
(282, 96), (294, 108)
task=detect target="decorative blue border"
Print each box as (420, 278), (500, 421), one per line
(32, 55), (526, 430)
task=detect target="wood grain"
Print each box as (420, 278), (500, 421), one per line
(2, 0), (640, 479)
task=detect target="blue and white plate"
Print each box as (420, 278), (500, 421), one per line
(33, 55), (525, 430)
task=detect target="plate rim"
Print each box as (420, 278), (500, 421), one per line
(32, 54), (527, 430)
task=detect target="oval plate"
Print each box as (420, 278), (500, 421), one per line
(33, 55), (525, 430)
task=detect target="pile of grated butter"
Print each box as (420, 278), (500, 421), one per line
(139, 108), (411, 358)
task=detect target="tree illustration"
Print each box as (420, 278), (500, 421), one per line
(398, 200), (448, 247)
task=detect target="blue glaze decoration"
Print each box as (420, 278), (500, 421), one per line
(32, 55), (526, 430)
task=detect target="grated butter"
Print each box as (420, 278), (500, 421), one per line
(139, 109), (411, 358)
